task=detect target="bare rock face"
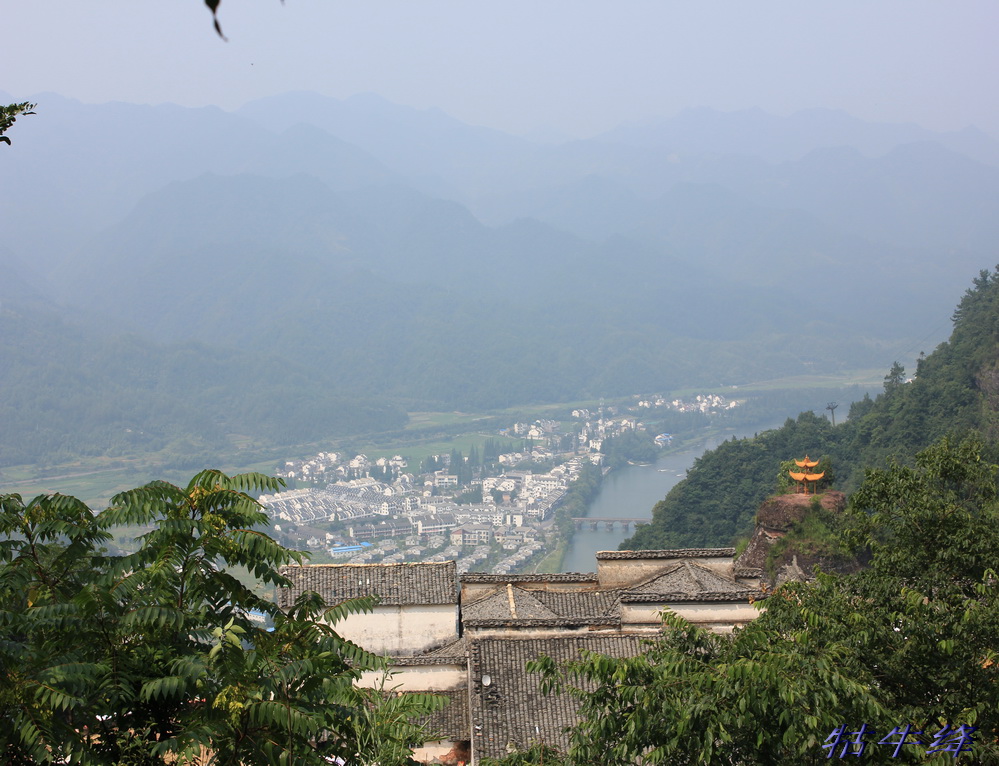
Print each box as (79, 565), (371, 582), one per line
(736, 491), (851, 584)
(755, 491), (846, 531)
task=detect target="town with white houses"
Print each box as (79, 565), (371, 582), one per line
(261, 394), (742, 574)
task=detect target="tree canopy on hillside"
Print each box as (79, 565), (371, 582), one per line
(0, 470), (442, 764)
(625, 266), (999, 551)
(495, 436), (999, 765)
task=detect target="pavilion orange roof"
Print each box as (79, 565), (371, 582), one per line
(788, 470), (825, 482)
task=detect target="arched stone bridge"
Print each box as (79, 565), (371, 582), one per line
(571, 517), (651, 531)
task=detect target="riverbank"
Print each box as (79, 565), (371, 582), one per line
(532, 537), (568, 574)
(526, 459), (604, 574)
(556, 419), (787, 572)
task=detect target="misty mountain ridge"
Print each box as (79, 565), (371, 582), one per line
(2, 90), (993, 466)
(597, 105), (999, 167)
(60, 171), (805, 347)
(6, 91), (997, 282)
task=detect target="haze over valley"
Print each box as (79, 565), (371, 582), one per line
(4, 3), (999, 489)
(2, 88), (997, 473)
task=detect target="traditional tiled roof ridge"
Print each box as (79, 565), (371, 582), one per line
(462, 585), (562, 621)
(281, 561), (455, 571)
(596, 548), (736, 560)
(620, 591), (760, 603)
(471, 632), (651, 649)
(277, 561), (458, 607)
(622, 560), (750, 598)
(393, 636), (469, 664)
(684, 559), (703, 589)
(421, 635), (469, 658)
(734, 567), (763, 578)
(387, 655), (468, 666)
(460, 572), (598, 583)
(463, 617), (621, 628)
(510, 585), (561, 619)
(531, 590), (620, 619)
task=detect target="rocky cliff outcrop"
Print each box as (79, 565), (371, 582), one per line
(736, 490), (859, 585)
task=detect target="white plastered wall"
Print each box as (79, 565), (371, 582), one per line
(620, 601), (759, 632)
(333, 604), (458, 656)
(356, 663), (467, 691)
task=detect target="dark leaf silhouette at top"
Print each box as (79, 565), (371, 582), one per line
(204, 0), (227, 40)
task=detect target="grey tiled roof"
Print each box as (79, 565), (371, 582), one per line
(462, 585), (560, 621)
(277, 562), (457, 608)
(462, 586), (622, 628)
(420, 689), (470, 741)
(596, 548), (736, 560)
(460, 573), (598, 583)
(462, 591), (511, 620)
(624, 560), (747, 596)
(387, 655), (466, 666)
(531, 590), (620, 619)
(470, 635), (648, 760)
(618, 561), (756, 603)
(420, 635), (469, 660)
(463, 562), (757, 626)
(463, 617), (619, 628)
(620, 591), (758, 603)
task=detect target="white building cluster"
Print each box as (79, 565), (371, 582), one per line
(277, 452), (408, 482)
(668, 393), (741, 413)
(260, 479), (410, 525)
(574, 415), (643, 456)
(260, 455), (590, 574)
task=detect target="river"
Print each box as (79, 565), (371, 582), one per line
(559, 421), (783, 572)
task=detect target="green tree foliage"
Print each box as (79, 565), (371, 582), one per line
(550, 461), (602, 540)
(483, 438), (501, 462)
(482, 743), (568, 766)
(625, 266), (999, 551)
(600, 429), (658, 469)
(0, 102), (35, 145)
(447, 448), (472, 485)
(628, 411), (837, 549)
(0, 471), (442, 764)
(839, 436), (999, 728)
(883, 360), (906, 393)
(0, 308), (408, 467)
(455, 486), (484, 504)
(421, 454), (443, 474)
(519, 436), (999, 765)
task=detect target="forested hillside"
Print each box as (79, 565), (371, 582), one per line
(624, 266), (999, 550)
(0, 301), (405, 467)
(4, 94), (995, 469)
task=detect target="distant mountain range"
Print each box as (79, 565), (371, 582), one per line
(2, 92), (996, 467)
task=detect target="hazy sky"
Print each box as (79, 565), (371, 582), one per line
(4, 1), (998, 138)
